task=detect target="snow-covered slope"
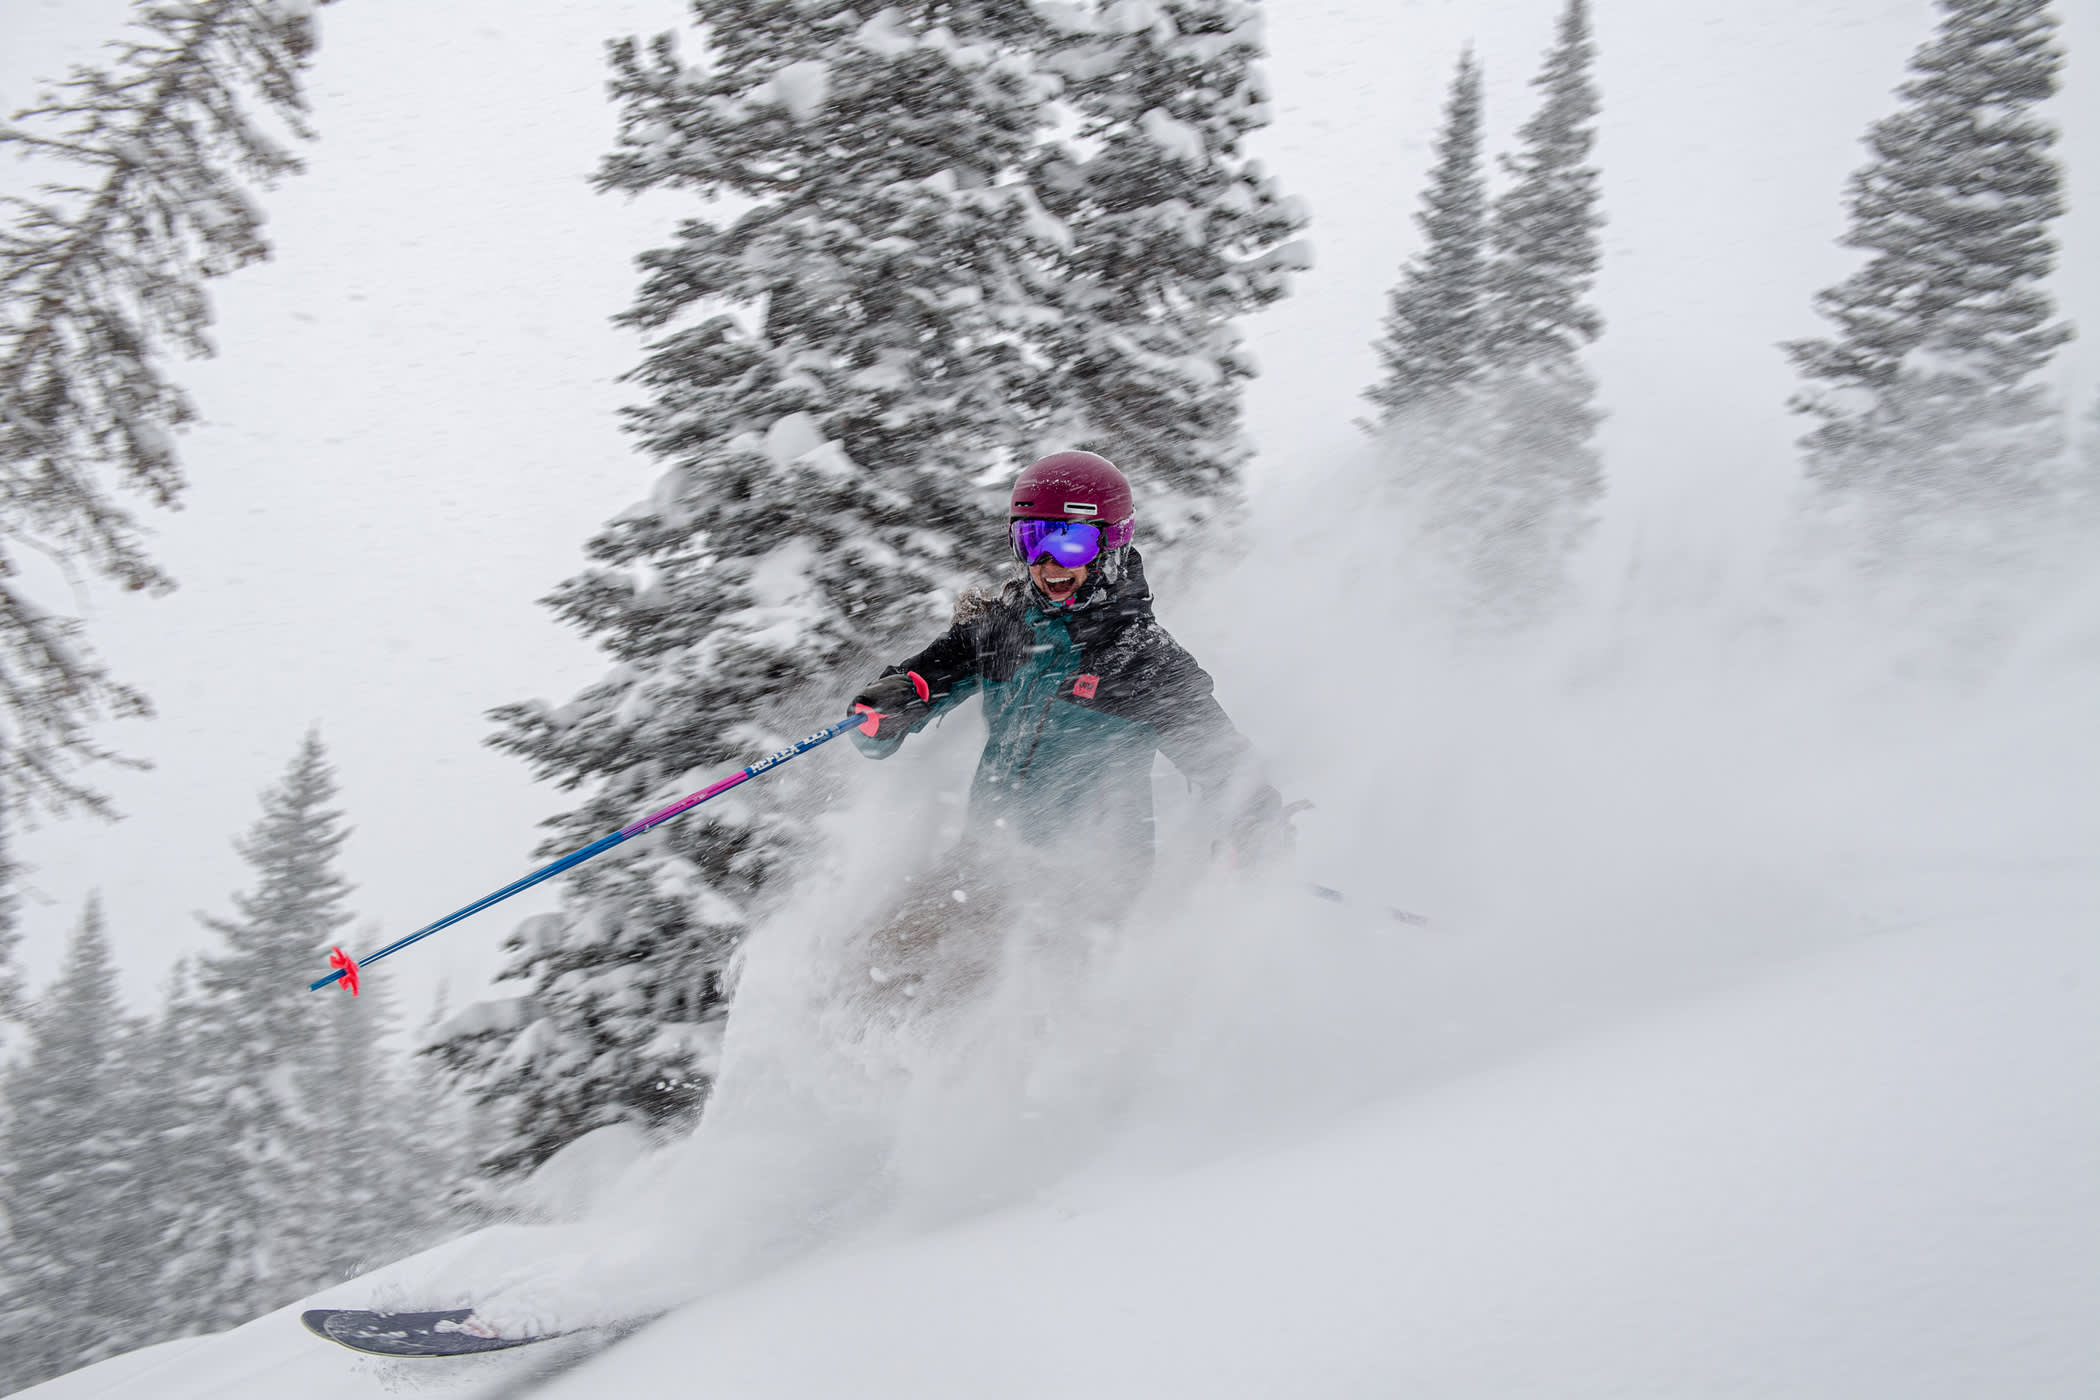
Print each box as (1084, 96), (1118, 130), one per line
(546, 908), (2100, 1399)
(28, 882), (2097, 1399)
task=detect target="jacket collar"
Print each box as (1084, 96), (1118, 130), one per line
(1020, 547), (1154, 629)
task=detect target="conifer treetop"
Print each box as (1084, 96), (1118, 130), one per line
(195, 728), (353, 1046)
(1487, 0), (1604, 370)
(12, 894), (119, 1091)
(1784, 0), (2071, 528)
(1789, 0), (2068, 396)
(1367, 45), (1488, 418)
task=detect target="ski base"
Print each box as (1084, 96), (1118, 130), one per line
(301, 1307), (560, 1357)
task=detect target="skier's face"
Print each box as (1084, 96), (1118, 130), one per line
(1029, 558), (1088, 606)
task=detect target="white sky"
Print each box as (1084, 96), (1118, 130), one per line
(2, 0), (2095, 1016)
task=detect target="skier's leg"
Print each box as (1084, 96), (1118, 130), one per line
(854, 839), (1008, 1019)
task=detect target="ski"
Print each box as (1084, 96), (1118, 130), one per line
(300, 1307), (561, 1358)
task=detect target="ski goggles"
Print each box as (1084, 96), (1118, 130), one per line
(1009, 516), (1134, 567)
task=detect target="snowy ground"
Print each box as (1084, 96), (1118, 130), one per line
(531, 899), (2100, 1399)
(26, 859), (2098, 1398)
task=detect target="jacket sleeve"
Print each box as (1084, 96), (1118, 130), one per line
(848, 618), (985, 760)
(1112, 625), (1269, 814)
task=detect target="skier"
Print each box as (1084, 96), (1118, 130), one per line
(845, 450), (1288, 1007)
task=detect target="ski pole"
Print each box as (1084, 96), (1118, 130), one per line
(309, 713), (871, 994)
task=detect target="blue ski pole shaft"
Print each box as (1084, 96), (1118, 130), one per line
(310, 713), (869, 992)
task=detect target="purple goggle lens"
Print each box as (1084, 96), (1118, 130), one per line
(1011, 518), (1101, 567)
(1010, 517), (1133, 567)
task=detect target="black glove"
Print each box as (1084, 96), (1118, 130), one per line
(851, 671), (930, 742)
(1224, 785), (1298, 873)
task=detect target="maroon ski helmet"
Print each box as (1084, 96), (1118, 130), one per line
(1008, 451), (1135, 548)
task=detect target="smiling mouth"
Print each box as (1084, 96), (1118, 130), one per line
(1038, 569), (1080, 599)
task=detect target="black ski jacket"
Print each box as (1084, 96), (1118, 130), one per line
(852, 549), (1272, 891)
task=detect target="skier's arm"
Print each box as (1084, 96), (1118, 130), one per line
(1133, 636), (1290, 865)
(849, 620), (982, 759)
(1118, 636), (1259, 796)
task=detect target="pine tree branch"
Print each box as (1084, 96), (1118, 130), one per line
(0, 0), (328, 817)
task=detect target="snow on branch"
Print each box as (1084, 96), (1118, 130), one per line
(0, 0), (331, 816)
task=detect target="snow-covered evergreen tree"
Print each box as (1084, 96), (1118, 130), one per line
(442, 2), (1073, 1176)
(442, 1), (1307, 1176)
(1785, 0), (2070, 561)
(1484, 0), (1603, 375)
(0, 0), (327, 823)
(0, 897), (153, 1392)
(99, 960), (207, 1357)
(1468, 0), (1606, 618)
(1370, 0), (1604, 624)
(444, 0), (1306, 1177)
(1365, 48), (1488, 418)
(171, 729), (355, 1323)
(1031, 0), (1309, 546)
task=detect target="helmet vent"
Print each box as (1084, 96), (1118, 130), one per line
(1063, 501), (1099, 517)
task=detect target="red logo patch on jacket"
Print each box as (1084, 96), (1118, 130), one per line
(1072, 673), (1099, 700)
